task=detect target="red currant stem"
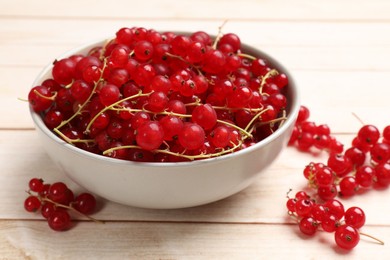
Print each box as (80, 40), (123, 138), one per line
(256, 114), (288, 128)
(17, 97), (29, 102)
(286, 188), (293, 199)
(259, 69), (279, 93)
(103, 140), (243, 160)
(217, 119), (253, 139)
(85, 91), (149, 134)
(53, 128), (96, 145)
(237, 53), (257, 61)
(55, 60), (108, 132)
(63, 80), (74, 89)
(351, 112), (365, 126)
(99, 40), (112, 61)
(212, 20), (228, 49)
(33, 89), (58, 101)
(359, 232), (384, 245)
(184, 97), (202, 107)
(26, 191), (104, 224)
(212, 105), (265, 113)
(165, 52), (188, 64)
(244, 107), (271, 132)
(44, 197), (104, 224)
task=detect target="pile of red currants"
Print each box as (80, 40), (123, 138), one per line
(288, 106), (389, 250)
(24, 178), (99, 231)
(28, 27), (290, 162)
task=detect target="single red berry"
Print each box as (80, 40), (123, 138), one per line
(48, 182), (69, 203)
(286, 198), (296, 212)
(294, 199), (314, 217)
(327, 154), (353, 178)
(374, 162), (390, 186)
(28, 86), (54, 112)
(178, 122), (205, 150)
(295, 191), (310, 200)
(370, 143), (390, 164)
(357, 125), (380, 146)
(41, 202), (56, 219)
(296, 105), (310, 123)
(334, 225), (360, 250)
(324, 199), (345, 220)
(345, 207), (366, 229)
(29, 178), (45, 193)
(48, 209), (72, 231)
(339, 176), (358, 197)
(191, 104), (217, 130)
(73, 193), (97, 215)
(355, 165), (375, 188)
(321, 213), (338, 232)
(317, 184), (338, 201)
(299, 217), (318, 236)
(383, 125), (390, 143)
(24, 196), (41, 212)
(136, 121), (165, 151)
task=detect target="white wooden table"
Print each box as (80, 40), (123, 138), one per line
(1, 0), (390, 258)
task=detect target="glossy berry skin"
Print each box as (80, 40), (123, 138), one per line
(135, 121), (164, 151)
(48, 209), (71, 231)
(24, 196), (41, 212)
(357, 125), (380, 146)
(334, 225), (360, 250)
(299, 217), (318, 235)
(344, 207), (365, 229)
(28, 86), (53, 112)
(178, 123), (205, 150)
(29, 178), (44, 193)
(73, 193), (97, 215)
(191, 104), (217, 130)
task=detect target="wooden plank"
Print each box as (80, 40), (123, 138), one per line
(1, 0), (390, 21)
(0, 220), (388, 259)
(1, 19), (390, 71)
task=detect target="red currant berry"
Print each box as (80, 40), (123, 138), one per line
(73, 193), (97, 215)
(136, 121), (164, 151)
(191, 104), (217, 130)
(41, 202), (56, 219)
(345, 207), (365, 229)
(339, 176), (358, 197)
(48, 209), (72, 231)
(178, 122), (205, 150)
(294, 199), (314, 217)
(29, 178), (45, 193)
(324, 199), (345, 220)
(321, 213), (338, 232)
(355, 165), (375, 188)
(317, 184), (338, 201)
(334, 225), (360, 250)
(299, 217), (318, 236)
(28, 86), (54, 112)
(24, 196), (41, 212)
(357, 125), (380, 146)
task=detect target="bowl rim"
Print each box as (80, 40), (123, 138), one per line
(30, 36), (300, 169)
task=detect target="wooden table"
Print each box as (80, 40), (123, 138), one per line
(1, 0), (390, 259)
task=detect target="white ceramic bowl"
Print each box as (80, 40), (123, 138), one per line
(30, 37), (300, 209)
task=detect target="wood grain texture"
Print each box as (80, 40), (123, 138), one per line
(1, 0), (390, 258)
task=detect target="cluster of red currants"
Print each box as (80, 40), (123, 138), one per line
(288, 105), (344, 153)
(287, 106), (389, 250)
(302, 124), (390, 200)
(24, 178), (99, 231)
(28, 26), (290, 162)
(286, 190), (369, 250)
